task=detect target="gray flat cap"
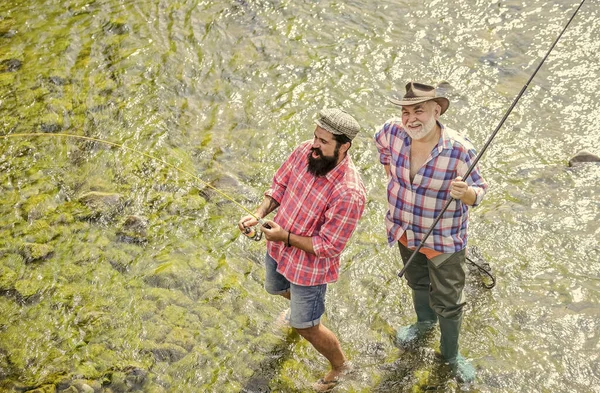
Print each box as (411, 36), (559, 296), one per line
(314, 108), (360, 140)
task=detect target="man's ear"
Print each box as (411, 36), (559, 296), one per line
(434, 103), (441, 118)
(340, 141), (351, 155)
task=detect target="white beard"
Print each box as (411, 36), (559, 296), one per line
(403, 115), (437, 141)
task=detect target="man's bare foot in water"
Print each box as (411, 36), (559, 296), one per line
(312, 362), (352, 392)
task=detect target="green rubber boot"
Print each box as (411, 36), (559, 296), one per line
(396, 289), (437, 348)
(438, 315), (475, 383)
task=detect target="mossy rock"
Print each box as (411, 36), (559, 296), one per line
(23, 384), (56, 393)
(116, 215), (148, 244)
(272, 357), (313, 391)
(0, 265), (18, 291)
(4, 140), (37, 159)
(73, 381), (97, 393)
(19, 242), (54, 263)
(142, 259), (195, 292)
(20, 194), (57, 221)
(141, 287), (194, 310)
(0, 58), (22, 72)
(145, 342), (188, 363)
(83, 344), (120, 370)
(164, 193), (207, 216)
(77, 191), (124, 219)
(56, 385), (78, 393)
(162, 304), (200, 327)
(51, 283), (85, 310)
(103, 21), (130, 36)
(55, 201), (90, 222)
(14, 278), (44, 299)
(50, 211), (75, 225)
(105, 247), (136, 273)
(184, 304), (222, 330)
(139, 317), (170, 343)
(0, 253), (25, 271)
(24, 220), (59, 244)
(411, 369), (432, 393)
(142, 385), (166, 393)
(164, 327), (196, 352)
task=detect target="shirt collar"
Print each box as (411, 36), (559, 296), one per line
(323, 152), (349, 182)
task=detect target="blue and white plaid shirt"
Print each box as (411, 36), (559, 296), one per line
(375, 119), (488, 253)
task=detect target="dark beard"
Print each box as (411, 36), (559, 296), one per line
(307, 146), (339, 177)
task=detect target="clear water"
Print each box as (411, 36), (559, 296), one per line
(0, 0), (599, 392)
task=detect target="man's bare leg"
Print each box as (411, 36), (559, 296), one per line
(296, 324), (348, 382)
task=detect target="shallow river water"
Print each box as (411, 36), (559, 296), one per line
(0, 0), (599, 392)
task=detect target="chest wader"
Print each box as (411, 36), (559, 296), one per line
(396, 242), (475, 383)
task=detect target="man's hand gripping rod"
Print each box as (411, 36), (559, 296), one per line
(243, 218), (272, 241)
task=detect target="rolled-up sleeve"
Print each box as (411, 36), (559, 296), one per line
(312, 192), (365, 259)
(458, 148), (488, 207)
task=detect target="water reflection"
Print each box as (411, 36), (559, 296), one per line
(0, 0), (599, 391)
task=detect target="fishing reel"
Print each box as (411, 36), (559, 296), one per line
(243, 219), (271, 242)
(243, 225), (263, 241)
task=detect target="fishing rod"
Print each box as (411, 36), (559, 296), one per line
(398, 0), (587, 278)
(0, 132), (269, 237)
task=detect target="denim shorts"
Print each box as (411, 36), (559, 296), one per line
(264, 253), (327, 329)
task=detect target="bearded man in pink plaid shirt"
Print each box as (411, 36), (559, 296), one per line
(239, 108), (366, 391)
(375, 82), (488, 383)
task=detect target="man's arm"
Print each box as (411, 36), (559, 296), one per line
(238, 196), (280, 233)
(261, 191), (365, 257)
(255, 196), (280, 219)
(261, 220), (315, 254)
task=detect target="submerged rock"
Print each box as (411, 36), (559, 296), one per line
(40, 123), (62, 133)
(0, 265), (18, 290)
(48, 76), (70, 86)
(77, 191), (124, 219)
(568, 150), (600, 167)
(14, 278), (43, 300)
(19, 242), (54, 263)
(0, 30), (17, 38)
(19, 384), (55, 393)
(117, 215), (148, 243)
(147, 342), (187, 363)
(70, 379), (102, 393)
(103, 21), (130, 35)
(0, 58), (21, 72)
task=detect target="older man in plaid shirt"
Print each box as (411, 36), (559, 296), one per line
(375, 82), (488, 383)
(239, 108), (366, 391)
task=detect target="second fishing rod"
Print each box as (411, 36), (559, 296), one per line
(397, 0), (587, 278)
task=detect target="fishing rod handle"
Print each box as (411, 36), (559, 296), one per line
(258, 218), (272, 229)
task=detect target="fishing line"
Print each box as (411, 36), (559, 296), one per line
(398, 0), (587, 278)
(0, 132), (263, 223)
(466, 256), (496, 290)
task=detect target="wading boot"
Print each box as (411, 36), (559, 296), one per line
(396, 289), (437, 348)
(438, 315), (475, 383)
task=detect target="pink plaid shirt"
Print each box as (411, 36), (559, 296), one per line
(265, 141), (366, 286)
